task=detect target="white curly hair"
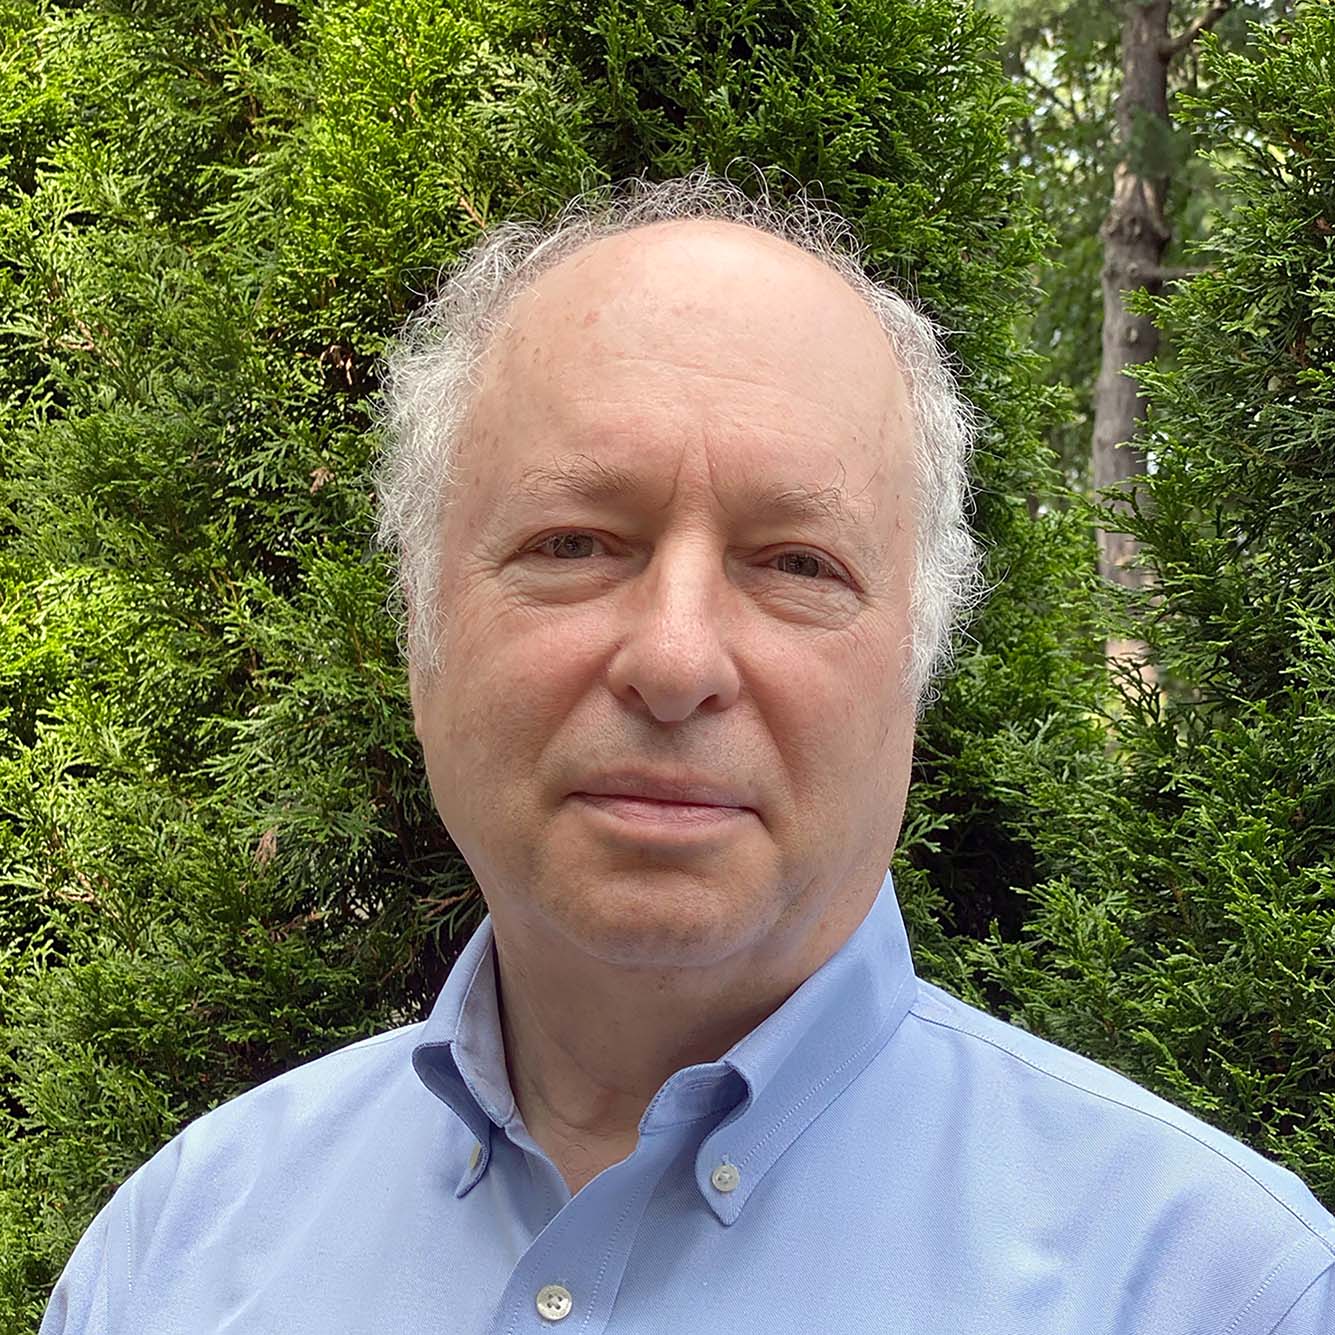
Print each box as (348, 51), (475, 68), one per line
(373, 167), (984, 709)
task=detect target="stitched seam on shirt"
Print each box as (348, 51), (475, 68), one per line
(642, 1107), (737, 1132)
(1215, 1231), (1320, 1335)
(738, 971), (914, 1171)
(910, 999), (1335, 1248)
(576, 1180), (648, 1334)
(342, 1025), (418, 1051)
(1262, 1253), (1335, 1335)
(323, 1024), (422, 1065)
(118, 1182), (131, 1335)
(1221, 1238), (1335, 1335)
(267, 1023), (420, 1083)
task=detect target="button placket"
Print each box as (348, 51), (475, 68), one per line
(490, 1122), (685, 1334)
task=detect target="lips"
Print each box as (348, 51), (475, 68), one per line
(572, 770), (752, 810)
(576, 794), (748, 828)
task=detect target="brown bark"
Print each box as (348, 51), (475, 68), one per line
(1093, 0), (1231, 588)
(1093, 0), (1173, 588)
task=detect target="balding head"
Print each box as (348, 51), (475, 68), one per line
(454, 219), (912, 587)
(376, 170), (981, 707)
(486, 216), (900, 399)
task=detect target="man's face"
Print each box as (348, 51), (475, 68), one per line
(409, 220), (918, 973)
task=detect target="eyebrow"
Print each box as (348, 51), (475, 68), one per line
(513, 456), (875, 532)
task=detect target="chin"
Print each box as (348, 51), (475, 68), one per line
(543, 869), (770, 970)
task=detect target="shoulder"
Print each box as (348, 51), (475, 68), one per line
(899, 980), (1335, 1332)
(42, 1022), (436, 1333)
(137, 1020), (431, 1192)
(905, 980), (1332, 1234)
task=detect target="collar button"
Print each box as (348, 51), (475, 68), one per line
(711, 1162), (741, 1193)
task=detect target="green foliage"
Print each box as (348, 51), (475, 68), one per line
(984, 0), (1283, 486)
(977, 7), (1335, 1205)
(0, 0), (1094, 1326)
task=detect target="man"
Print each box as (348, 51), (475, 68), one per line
(43, 172), (1334, 1334)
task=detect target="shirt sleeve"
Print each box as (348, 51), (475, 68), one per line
(37, 1190), (126, 1335)
(1264, 1260), (1335, 1335)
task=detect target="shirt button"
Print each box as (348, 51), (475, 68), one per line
(468, 1142), (481, 1170)
(711, 1162), (740, 1193)
(536, 1284), (573, 1322)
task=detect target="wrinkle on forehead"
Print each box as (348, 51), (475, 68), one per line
(515, 452), (880, 530)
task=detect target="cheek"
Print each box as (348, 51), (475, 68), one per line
(478, 602), (610, 703)
(769, 630), (907, 788)
(434, 601), (604, 764)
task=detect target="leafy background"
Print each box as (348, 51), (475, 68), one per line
(1, 0), (1331, 1327)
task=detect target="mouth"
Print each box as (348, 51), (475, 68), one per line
(571, 792), (753, 833)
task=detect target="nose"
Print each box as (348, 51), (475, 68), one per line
(605, 540), (742, 723)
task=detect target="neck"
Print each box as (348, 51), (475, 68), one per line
(488, 894), (869, 1193)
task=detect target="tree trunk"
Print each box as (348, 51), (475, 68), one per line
(1093, 0), (1175, 590)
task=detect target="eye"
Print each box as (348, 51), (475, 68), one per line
(771, 550), (845, 582)
(530, 532), (847, 583)
(532, 532), (609, 560)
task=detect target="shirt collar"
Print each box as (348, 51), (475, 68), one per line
(411, 867), (917, 1219)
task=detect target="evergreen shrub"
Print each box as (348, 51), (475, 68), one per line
(977, 7), (1335, 1205)
(0, 0), (1095, 1325)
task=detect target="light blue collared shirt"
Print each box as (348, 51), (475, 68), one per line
(41, 870), (1335, 1334)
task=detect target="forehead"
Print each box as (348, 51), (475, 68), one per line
(463, 220), (913, 534)
(510, 450), (880, 540)
(495, 219), (898, 392)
